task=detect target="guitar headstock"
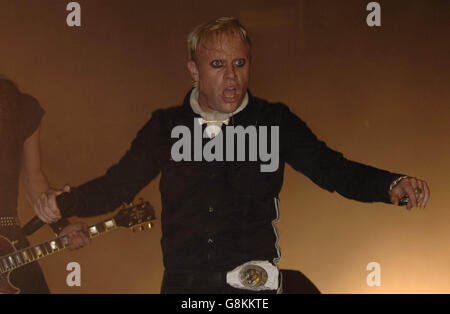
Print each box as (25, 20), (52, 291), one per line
(113, 199), (156, 231)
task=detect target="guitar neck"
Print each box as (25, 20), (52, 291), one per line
(0, 217), (118, 275)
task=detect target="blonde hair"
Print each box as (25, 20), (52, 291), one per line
(187, 17), (251, 62)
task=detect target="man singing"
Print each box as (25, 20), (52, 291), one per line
(34, 17), (430, 294)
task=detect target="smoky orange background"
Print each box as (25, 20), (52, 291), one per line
(1, 0), (448, 293)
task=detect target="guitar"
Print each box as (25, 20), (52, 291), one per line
(0, 199), (155, 294)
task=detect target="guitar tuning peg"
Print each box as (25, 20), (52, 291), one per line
(148, 223), (152, 229)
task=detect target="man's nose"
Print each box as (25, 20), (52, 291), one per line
(224, 64), (236, 80)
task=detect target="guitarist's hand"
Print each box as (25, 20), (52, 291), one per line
(35, 185), (70, 223)
(60, 222), (90, 250)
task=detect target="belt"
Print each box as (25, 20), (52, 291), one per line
(163, 270), (227, 289)
(163, 261), (281, 292)
(0, 216), (20, 228)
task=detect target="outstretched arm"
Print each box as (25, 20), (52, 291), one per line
(279, 104), (430, 208)
(34, 109), (168, 223)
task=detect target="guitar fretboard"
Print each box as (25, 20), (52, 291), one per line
(0, 218), (117, 275)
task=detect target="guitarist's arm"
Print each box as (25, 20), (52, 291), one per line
(22, 124), (50, 214)
(22, 123), (70, 231)
(22, 107), (91, 249)
(21, 118), (70, 231)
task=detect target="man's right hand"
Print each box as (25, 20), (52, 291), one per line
(34, 185), (70, 223)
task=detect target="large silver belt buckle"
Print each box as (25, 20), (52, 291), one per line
(226, 260), (279, 291)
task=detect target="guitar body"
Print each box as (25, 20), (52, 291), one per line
(0, 235), (20, 294)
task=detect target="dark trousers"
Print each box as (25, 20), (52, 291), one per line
(280, 269), (320, 294)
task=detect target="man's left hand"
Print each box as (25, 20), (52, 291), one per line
(389, 177), (430, 210)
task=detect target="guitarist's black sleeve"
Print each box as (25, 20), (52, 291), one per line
(57, 109), (169, 217)
(278, 103), (405, 204)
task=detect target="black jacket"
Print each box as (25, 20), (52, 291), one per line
(57, 90), (403, 271)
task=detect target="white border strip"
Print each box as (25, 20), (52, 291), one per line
(272, 197), (282, 265)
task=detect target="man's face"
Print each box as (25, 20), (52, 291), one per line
(187, 34), (250, 113)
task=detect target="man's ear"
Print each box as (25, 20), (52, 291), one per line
(186, 60), (199, 82)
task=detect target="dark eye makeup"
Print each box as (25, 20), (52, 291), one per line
(210, 60), (223, 68)
(210, 59), (246, 68)
(234, 59), (246, 67)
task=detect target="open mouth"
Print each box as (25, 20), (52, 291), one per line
(223, 86), (239, 103)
